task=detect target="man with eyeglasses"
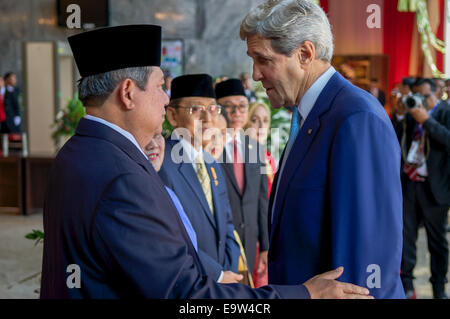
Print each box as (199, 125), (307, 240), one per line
(215, 79), (270, 287)
(159, 74), (243, 284)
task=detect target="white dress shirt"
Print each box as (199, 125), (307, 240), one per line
(224, 132), (243, 164)
(172, 133), (204, 173)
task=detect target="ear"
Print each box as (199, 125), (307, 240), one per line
(118, 79), (137, 110)
(297, 41), (316, 67)
(166, 106), (179, 128)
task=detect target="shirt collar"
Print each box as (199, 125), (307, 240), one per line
(173, 132), (203, 163)
(84, 114), (148, 159)
(298, 66), (336, 120)
(226, 131), (242, 145)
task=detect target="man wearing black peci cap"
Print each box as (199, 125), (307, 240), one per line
(159, 74), (242, 284)
(215, 79), (270, 286)
(41, 25), (372, 299)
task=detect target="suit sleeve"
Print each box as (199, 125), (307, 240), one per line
(223, 194), (240, 273)
(160, 166), (226, 281)
(423, 108), (450, 153)
(217, 164), (240, 273)
(196, 249), (223, 281)
(329, 111), (404, 299)
(91, 172), (309, 298)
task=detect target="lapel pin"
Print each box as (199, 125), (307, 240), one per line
(308, 129), (313, 135)
(210, 167), (219, 186)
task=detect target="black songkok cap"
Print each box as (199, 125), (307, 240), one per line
(170, 74), (216, 100)
(215, 79), (246, 99)
(68, 25), (162, 77)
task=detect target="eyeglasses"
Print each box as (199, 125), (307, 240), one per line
(176, 104), (222, 117)
(222, 103), (249, 114)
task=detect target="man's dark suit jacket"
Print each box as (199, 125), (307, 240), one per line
(392, 101), (450, 206)
(220, 135), (269, 273)
(158, 138), (240, 281)
(41, 118), (310, 298)
(3, 87), (21, 132)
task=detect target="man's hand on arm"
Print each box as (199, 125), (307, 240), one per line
(220, 271), (243, 284)
(303, 267), (374, 299)
(256, 250), (268, 276)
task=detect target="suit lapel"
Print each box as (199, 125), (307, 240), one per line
(270, 72), (347, 241)
(206, 161), (224, 237)
(221, 148), (242, 196)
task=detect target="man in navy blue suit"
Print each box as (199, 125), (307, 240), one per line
(159, 74), (242, 284)
(241, 0), (405, 298)
(41, 24), (372, 299)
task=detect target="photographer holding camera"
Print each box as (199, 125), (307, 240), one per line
(392, 78), (450, 299)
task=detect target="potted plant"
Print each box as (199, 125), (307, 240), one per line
(52, 93), (85, 149)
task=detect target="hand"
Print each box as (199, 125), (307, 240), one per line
(13, 116), (21, 126)
(256, 251), (268, 276)
(220, 271), (243, 284)
(408, 107), (430, 124)
(303, 267), (374, 299)
(393, 99), (407, 116)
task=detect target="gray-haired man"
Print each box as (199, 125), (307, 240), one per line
(241, 0), (405, 299)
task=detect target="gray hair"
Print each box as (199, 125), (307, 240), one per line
(78, 66), (153, 105)
(240, 0), (334, 62)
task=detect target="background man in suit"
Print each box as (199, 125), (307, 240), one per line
(215, 79), (269, 284)
(368, 78), (386, 107)
(159, 74), (242, 284)
(41, 24), (372, 299)
(3, 72), (22, 133)
(392, 78), (449, 299)
(240, 0), (405, 298)
(0, 76), (6, 132)
(240, 72), (257, 102)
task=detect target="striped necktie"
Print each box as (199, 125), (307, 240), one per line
(195, 155), (214, 215)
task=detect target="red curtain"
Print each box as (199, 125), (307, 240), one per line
(436, 0), (445, 72)
(383, 0), (416, 93)
(320, 0), (329, 14)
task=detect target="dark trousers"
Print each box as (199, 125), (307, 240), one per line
(0, 121), (8, 133)
(401, 177), (449, 295)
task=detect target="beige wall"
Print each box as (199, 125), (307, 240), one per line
(329, 0), (384, 55)
(24, 42), (56, 155)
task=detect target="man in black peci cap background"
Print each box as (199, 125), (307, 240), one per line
(40, 25), (372, 299)
(215, 79), (270, 286)
(159, 73), (243, 285)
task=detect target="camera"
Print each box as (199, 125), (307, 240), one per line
(402, 93), (425, 109)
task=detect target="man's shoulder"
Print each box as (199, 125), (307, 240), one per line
(436, 100), (450, 115)
(56, 134), (143, 178)
(330, 82), (391, 125)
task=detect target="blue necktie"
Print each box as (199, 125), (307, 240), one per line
(271, 107), (302, 224)
(286, 107), (302, 150)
